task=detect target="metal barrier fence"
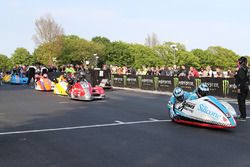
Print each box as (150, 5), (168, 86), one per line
(48, 71), (245, 99)
(111, 74), (243, 99)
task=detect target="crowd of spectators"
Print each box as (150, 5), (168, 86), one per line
(0, 64), (236, 79)
(110, 65), (236, 78)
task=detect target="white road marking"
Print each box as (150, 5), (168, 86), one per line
(149, 118), (159, 121)
(1, 115), (249, 136)
(114, 121), (124, 124)
(0, 119), (171, 136)
(58, 101), (69, 104)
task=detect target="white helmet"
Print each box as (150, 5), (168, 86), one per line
(173, 87), (184, 102)
(43, 73), (48, 78)
(197, 83), (209, 97)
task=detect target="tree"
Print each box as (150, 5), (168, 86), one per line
(32, 14), (64, 45)
(32, 15), (64, 66)
(191, 49), (215, 68)
(129, 44), (164, 69)
(59, 35), (104, 66)
(11, 48), (33, 66)
(145, 32), (160, 48)
(163, 42), (186, 51)
(0, 54), (12, 70)
(91, 36), (111, 66)
(33, 36), (63, 66)
(105, 41), (134, 67)
(153, 42), (186, 66)
(92, 36), (111, 45)
(177, 51), (200, 69)
(206, 46), (239, 69)
(153, 45), (173, 66)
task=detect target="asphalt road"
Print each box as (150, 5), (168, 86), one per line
(0, 84), (250, 167)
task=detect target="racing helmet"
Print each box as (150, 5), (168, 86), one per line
(197, 83), (209, 97)
(43, 73), (48, 78)
(238, 56), (247, 65)
(36, 69), (41, 75)
(77, 71), (86, 82)
(79, 71), (86, 77)
(173, 87), (184, 102)
(66, 76), (74, 85)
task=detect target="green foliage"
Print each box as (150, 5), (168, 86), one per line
(206, 46), (239, 70)
(129, 44), (164, 69)
(92, 36), (111, 45)
(33, 36), (63, 66)
(153, 45), (173, 66)
(152, 42), (187, 66)
(0, 54), (12, 70)
(191, 47), (239, 70)
(105, 41), (134, 66)
(163, 42), (186, 51)
(60, 35), (104, 66)
(16, 32), (245, 70)
(177, 51), (200, 69)
(11, 48), (33, 66)
(92, 36), (112, 67)
(191, 49), (215, 68)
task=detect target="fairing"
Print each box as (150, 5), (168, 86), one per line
(169, 96), (237, 128)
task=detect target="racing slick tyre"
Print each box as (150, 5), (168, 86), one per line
(168, 109), (175, 121)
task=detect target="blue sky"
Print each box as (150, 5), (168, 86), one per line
(1, 0), (250, 57)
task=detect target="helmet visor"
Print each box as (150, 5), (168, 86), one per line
(176, 95), (184, 102)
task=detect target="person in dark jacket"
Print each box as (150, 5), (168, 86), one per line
(235, 56), (249, 121)
(27, 66), (37, 85)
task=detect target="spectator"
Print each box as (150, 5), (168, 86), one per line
(215, 67), (223, 77)
(188, 66), (199, 78)
(205, 66), (213, 77)
(159, 66), (167, 76)
(178, 65), (187, 77)
(166, 66), (174, 77)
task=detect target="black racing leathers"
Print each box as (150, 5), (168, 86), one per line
(235, 65), (249, 118)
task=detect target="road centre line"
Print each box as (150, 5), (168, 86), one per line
(58, 101), (70, 104)
(115, 121), (125, 124)
(0, 119), (171, 136)
(149, 118), (159, 121)
(1, 116), (249, 136)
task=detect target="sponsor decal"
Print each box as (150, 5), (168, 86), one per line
(206, 82), (220, 88)
(114, 78), (123, 81)
(127, 78), (137, 82)
(154, 77), (159, 90)
(178, 81), (194, 86)
(184, 102), (195, 109)
(222, 80), (229, 96)
(229, 84), (237, 89)
(159, 80), (172, 84)
(142, 79), (154, 84)
(198, 103), (221, 120)
(142, 79), (153, 83)
(174, 78), (179, 87)
(183, 102), (195, 112)
(195, 79), (201, 88)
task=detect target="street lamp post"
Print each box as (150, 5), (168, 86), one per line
(93, 53), (99, 68)
(170, 44), (178, 66)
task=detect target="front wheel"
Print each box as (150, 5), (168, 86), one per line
(168, 107), (175, 121)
